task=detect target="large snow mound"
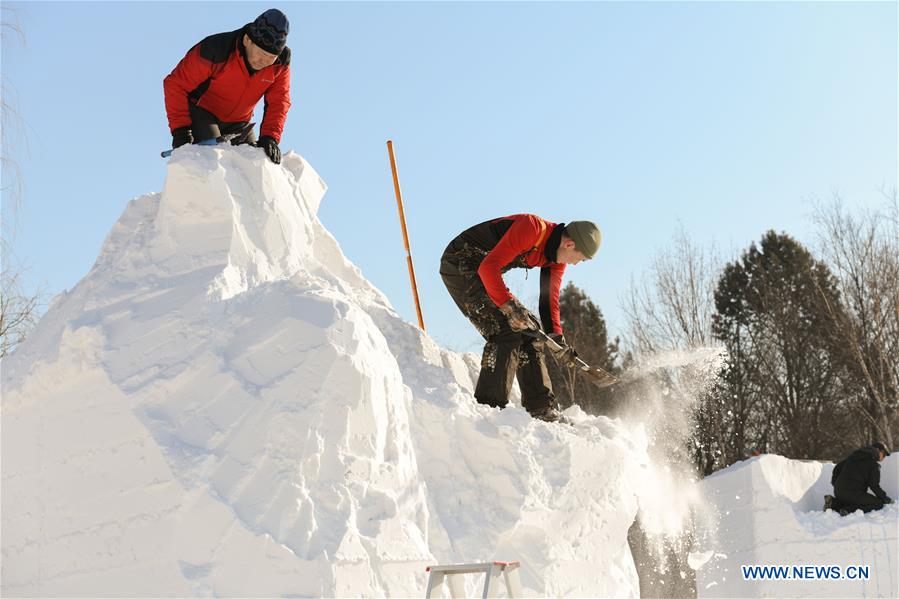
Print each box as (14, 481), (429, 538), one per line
(2, 146), (649, 597)
(695, 453), (899, 598)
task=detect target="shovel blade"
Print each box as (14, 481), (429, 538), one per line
(579, 366), (619, 389)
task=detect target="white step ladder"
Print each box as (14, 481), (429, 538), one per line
(424, 561), (523, 599)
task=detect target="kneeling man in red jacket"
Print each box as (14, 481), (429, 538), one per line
(164, 9), (291, 164)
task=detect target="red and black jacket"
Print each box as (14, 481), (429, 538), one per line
(164, 25), (291, 142)
(452, 214), (567, 334)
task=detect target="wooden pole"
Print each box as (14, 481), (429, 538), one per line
(387, 140), (426, 331)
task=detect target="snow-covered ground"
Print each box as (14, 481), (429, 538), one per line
(2, 147), (656, 597)
(7, 146), (892, 598)
(695, 453), (899, 598)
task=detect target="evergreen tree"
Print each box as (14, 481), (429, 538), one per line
(712, 231), (854, 461)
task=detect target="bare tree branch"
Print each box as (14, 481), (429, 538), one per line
(621, 225), (722, 357)
(1, 7), (40, 357)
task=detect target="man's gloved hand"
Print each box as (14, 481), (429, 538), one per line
(172, 127), (192, 149)
(548, 333), (579, 363)
(499, 298), (538, 332)
(256, 136), (281, 164)
(885, 497), (895, 504)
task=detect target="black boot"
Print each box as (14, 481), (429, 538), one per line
(529, 404), (571, 425)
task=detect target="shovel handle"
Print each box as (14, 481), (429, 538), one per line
(521, 321), (619, 388)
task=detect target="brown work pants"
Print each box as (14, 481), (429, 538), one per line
(440, 240), (554, 413)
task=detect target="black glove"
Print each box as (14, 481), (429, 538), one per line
(172, 127), (192, 149)
(256, 135), (281, 164)
(499, 298), (539, 332)
(548, 333), (579, 363)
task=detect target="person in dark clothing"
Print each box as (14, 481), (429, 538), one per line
(440, 214), (601, 423)
(824, 442), (894, 515)
(163, 9), (291, 164)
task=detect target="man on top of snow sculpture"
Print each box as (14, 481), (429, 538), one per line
(163, 9), (291, 164)
(440, 215), (601, 423)
(825, 441), (894, 515)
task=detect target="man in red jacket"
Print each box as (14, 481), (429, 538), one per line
(164, 9), (291, 164)
(440, 215), (601, 422)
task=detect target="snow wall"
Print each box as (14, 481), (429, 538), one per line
(2, 147), (653, 597)
(695, 453), (899, 598)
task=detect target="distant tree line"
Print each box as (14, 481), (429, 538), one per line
(550, 198), (898, 475)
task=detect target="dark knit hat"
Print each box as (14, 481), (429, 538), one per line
(247, 9), (289, 55)
(566, 221), (602, 259)
(872, 441), (891, 456)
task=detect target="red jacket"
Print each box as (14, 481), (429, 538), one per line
(164, 26), (291, 142)
(478, 214), (567, 334)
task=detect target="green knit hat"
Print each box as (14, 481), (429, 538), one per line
(566, 221), (602, 258)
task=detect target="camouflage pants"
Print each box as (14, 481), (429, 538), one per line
(440, 241), (554, 412)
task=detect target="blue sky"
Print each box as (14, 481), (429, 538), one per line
(2, 1), (896, 353)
